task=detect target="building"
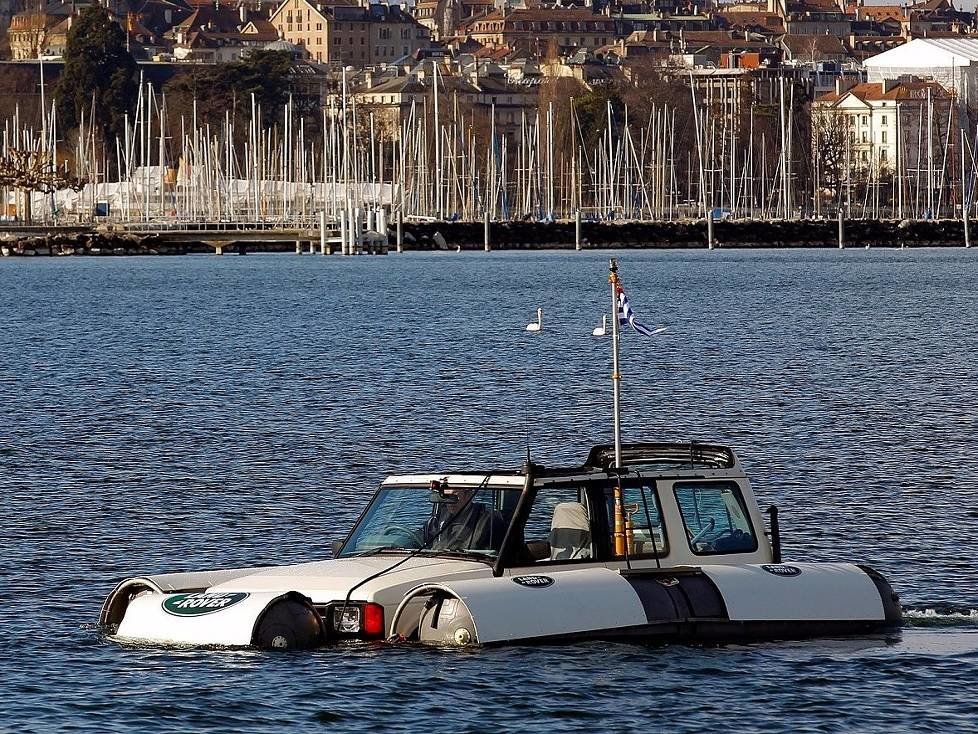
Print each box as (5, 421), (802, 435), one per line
(170, 4), (276, 62)
(412, 0), (494, 40)
(781, 34), (848, 64)
(464, 8), (617, 58)
(812, 79), (953, 186)
(8, 3), (70, 59)
(348, 58), (539, 141)
(864, 37), (978, 104)
(268, 0), (431, 65)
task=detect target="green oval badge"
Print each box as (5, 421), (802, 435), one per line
(162, 592), (249, 616)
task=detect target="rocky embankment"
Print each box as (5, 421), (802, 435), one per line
(402, 218), (971, 249)
(0, 231), (195, 256)
(0, 218), (971, 256)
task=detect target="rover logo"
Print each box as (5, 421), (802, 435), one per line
(162, 592), (250, 616)
(513, 575), (554, 588)
(761, 564), (802, 577)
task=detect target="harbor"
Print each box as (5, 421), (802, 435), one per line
(5, 64), (978, 254)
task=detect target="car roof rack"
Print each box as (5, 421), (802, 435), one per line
(585, 442), (737, 472)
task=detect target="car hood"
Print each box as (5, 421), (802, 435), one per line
(206, 555), (492, 605)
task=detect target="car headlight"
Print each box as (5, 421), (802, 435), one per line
(329, 603), (385, 639)
(333, 606), (362, 633)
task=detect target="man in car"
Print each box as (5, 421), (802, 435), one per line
(425, 482), (506, 553)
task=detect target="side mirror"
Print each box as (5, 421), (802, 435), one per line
(331, 540), (344, 557)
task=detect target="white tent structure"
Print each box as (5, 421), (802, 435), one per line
(865, 37), (978, 104)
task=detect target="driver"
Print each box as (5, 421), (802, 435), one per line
(425, 482), (506, 553)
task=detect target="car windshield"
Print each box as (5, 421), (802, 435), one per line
(339, 483), (522, 559)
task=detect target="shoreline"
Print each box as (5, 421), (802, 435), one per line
(0, 218), (972, 256)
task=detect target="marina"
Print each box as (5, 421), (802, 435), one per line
(4, 72), (978, 250)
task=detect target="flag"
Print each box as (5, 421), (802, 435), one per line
(616, 286), (664, 337)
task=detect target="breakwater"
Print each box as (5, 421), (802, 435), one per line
(0, 218), (972, 256)
(407, 218), (971, 249)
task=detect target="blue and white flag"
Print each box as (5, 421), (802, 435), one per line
(616, 288), (665, 337)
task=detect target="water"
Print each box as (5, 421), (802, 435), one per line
(2, 249), (977, 732)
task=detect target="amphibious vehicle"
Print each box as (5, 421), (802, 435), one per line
(101, 441), (902, 649)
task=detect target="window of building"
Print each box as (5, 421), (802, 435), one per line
(861, 150), (869, 161)
(882, 115), (887, 126)
(862, 131), (868, 143)
(881, 131), (887, 143)
(881, 149), (888, 161)
(316, 22), (321, 30)
(861, 114), (868, 125)
(674, 481), (756, 555)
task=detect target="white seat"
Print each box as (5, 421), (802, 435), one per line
(548, 502), (591, 560)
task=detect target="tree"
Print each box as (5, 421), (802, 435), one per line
(55, 7), (137, 144)
(811, 106), (850, 210)
(164, 51), (300, 133)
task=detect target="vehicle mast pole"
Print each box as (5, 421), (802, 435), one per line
(609, 258), (623, 470)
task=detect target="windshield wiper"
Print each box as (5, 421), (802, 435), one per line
(413, 549), (496, 565)
(350, 545), (411, 557)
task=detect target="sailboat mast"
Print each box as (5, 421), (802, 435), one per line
(609, 257), (622, 469)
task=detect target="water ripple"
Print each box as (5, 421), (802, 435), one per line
(2, 249), (978, 731)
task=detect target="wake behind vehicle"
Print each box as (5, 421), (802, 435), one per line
(100, 260), (901, 649)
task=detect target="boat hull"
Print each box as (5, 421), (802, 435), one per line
(394, 562), (902, 646)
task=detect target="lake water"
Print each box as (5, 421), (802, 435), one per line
(2, 248), (977, 732)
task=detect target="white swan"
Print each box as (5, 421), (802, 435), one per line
(526, 307), (543, 332)
(592, 314), (607, 337)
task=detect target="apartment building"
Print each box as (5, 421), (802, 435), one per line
(812, 79), (952, 172)
(268, 0), (431, 64)
(464, 8), (617, 57)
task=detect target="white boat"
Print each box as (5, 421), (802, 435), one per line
(100, 260), (901, 649)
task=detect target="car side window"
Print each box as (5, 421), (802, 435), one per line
(674, 482), (757, 555)
(520, 485), (592, 563)
(604, 484), (668, 558)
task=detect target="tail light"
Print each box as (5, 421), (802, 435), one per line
(363, 603), (385, 638)
(328, 602), (385, 640)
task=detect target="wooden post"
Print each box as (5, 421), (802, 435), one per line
(838, 208), (845, 250)
(484, 210), (491, 252)
(575, 208), (582, 251)
(319, 210), (327, 255)
(396, 210), (403, 254)
(706, 210), (714, 250)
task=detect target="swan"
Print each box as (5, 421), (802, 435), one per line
(592, 314), (607, 337)
(526, 307), (542, 332)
